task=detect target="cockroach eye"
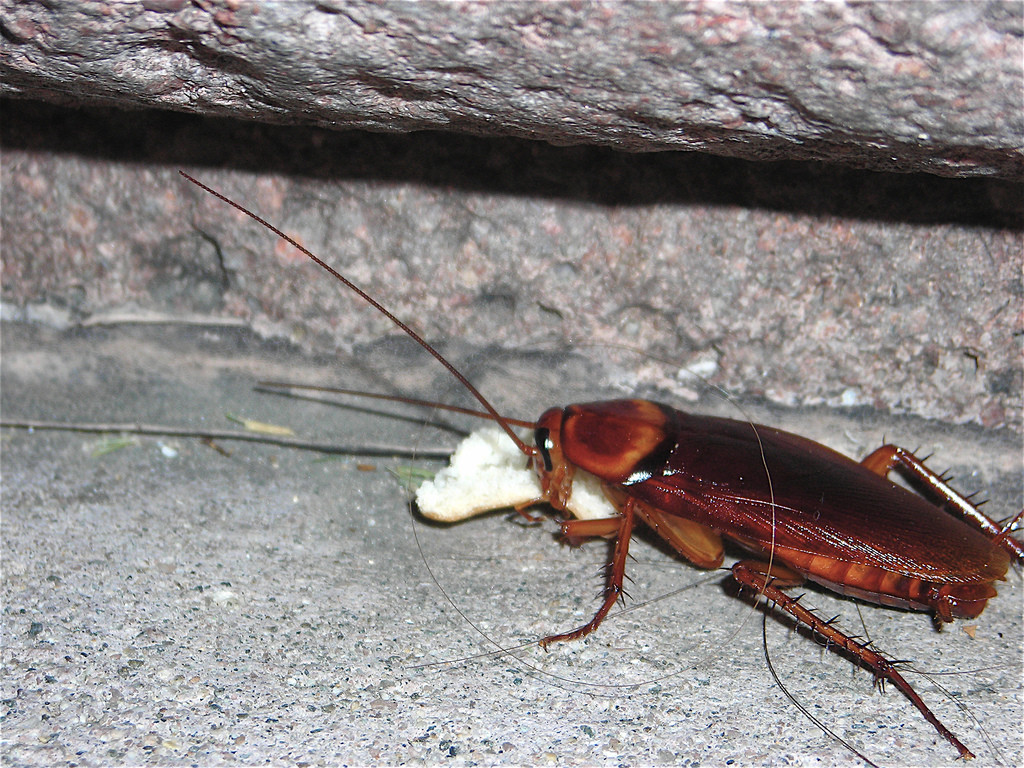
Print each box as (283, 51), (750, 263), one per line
(534, 427), (554, 472)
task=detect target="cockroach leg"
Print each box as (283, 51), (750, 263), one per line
(559, 517), (623, 538)
(557, 515), (623, 548)
(539, 500), (637, 649)
(993, 508), (1024, 553)
(731, 559), (975, 760)
(861, 444), (1024, 560)
(511, 502), (547, 524)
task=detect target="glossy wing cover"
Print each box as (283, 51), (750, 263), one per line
(558, 401), (1009, 609)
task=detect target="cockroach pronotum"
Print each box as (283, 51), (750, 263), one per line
(180, 171), (1022, 761)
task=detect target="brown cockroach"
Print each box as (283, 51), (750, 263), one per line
(180, 171), (1022, 760)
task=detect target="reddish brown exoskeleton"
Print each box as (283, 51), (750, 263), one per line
(180, 172), (1022, 760)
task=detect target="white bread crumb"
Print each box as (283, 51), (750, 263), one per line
(416, 426), (617, 523)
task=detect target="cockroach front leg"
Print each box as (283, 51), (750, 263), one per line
(861, 445), (1024, 561)
(731, 560), (975, 760)
(512, 500), (548, 525)
(538, 501), (636, 649)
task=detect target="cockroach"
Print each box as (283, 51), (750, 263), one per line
(180, 171), (1022, 760)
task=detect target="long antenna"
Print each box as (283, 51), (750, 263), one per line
(179, 171), (533, 456)
(256, 381), (537, 429)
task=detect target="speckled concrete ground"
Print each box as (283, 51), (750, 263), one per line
(2, 321), (1021, 767)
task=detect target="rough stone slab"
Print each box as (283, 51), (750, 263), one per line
(2, 102), (1021, 432)
(1, 0), (1022, 179)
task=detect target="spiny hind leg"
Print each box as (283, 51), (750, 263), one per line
(731, 559), (974, 759)
(861, 444), (1023, 560)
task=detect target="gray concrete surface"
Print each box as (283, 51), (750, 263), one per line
(2, 320), (1021, 766)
